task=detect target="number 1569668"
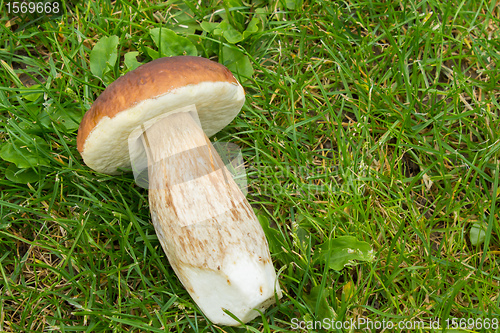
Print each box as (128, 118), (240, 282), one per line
(5, 1), (60, 15)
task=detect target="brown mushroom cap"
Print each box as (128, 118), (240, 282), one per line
(77, 56), (245, 174)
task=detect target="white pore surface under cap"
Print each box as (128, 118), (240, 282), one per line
(81, 81), (245, 175)
(127, 106), (248, 194)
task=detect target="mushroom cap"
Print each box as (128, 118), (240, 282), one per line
(77, 56), (245, 174)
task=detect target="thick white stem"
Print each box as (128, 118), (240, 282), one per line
(141, 112), (281, 325)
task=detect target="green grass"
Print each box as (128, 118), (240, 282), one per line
(1, 0), (499, 332)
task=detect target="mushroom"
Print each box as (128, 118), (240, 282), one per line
(77, 56), (281, 326)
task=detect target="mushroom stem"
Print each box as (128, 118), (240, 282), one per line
(141, 111), (281, 326)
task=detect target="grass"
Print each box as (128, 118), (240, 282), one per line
(1, 0), (499, 332)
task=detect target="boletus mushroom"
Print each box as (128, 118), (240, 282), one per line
(77, 56), (281, 325)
